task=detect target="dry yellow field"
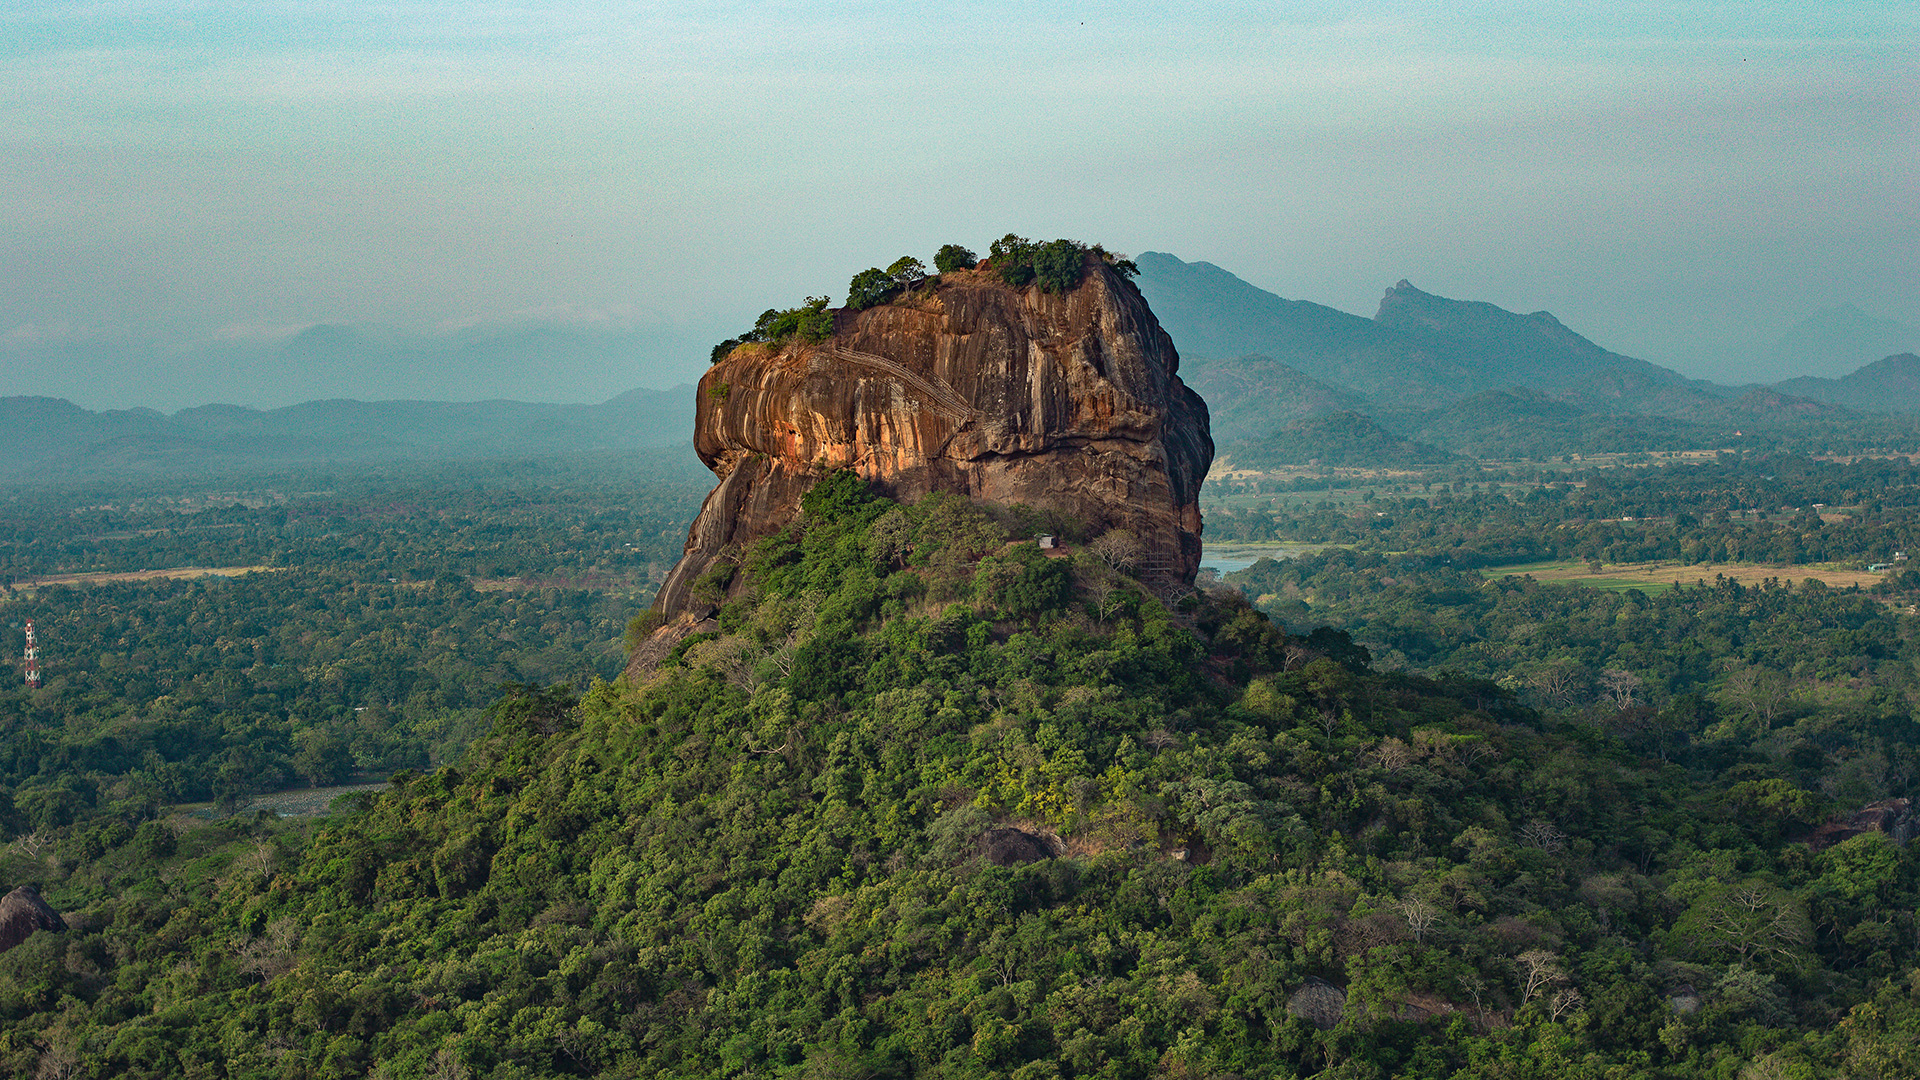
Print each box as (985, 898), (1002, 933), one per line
(1485, 560), (1889, 593)
(7, 565), (278, 594)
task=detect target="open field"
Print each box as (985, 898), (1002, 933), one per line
(7, 565), (278, 595)
(1483, 559), (1889, 594)
(175, 780), (395, 820)
(245, 780), (392, 818)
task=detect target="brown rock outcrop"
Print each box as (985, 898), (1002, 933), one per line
(0, 885), (66, 953)
(1807, 797), (1916, 851)
(648, 258), (1212, 624)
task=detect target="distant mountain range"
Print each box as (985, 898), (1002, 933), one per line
(1134, 253), (1920, 463)
(1774, 354), (1920, 413)
(9, 257), (1917, 479)
(0, 388), (695, 478)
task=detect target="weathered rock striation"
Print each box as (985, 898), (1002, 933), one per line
(645, 257), (1212, 635)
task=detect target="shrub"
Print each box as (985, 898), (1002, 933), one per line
(845, 268), (896, 311)
(692, 561), (738, 604)
(989, 234), (1035, 287)
(1032, 239), (1087, 293)
(933, 244), (977, 273)
(759, 296), (834, 343)
(989, 235), (1090, 292)
(978, 543), (1073, 619)
(1091, 244), (1139, 279)
(801, 470), (884, 523)
(886, 256), (927, 285)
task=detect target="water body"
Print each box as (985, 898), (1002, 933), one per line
(1200, 542), (1335, 575)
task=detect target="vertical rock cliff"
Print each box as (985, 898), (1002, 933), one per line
(647, 256), (1212, 629)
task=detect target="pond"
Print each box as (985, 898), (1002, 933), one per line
(1200, 542), (1337, 575)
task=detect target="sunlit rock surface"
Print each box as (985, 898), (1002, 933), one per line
(644, 258), (1213, 640)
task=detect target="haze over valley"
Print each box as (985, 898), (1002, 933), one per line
(5, 3), (1920, 1077)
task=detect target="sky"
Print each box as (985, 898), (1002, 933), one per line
(2, 1), (1914, 410)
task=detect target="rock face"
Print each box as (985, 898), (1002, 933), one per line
(0, 885), (66, 953)
(648, 259), (1212, 622)
(1808, 798), (1917, 851)
(1287, 978), (1346, 1029)
(978, 828), (1056, 867)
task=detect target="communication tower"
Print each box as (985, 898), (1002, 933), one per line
(23, 620), (39, 688)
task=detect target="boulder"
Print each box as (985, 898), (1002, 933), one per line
(0, 885), (67, 953)
(1288, 977), (1346, 1029)
(978, 828), (1056, 867)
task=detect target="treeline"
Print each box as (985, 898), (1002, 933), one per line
(0, 452), (704, 583)
(1235, 550), (1915, 784)
(1207, 455), (1920, 567)
(0, 457), (703, 831)
(3, 473), (1920, 1076)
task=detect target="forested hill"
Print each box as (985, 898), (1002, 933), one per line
(8, 471), (1920, 1078)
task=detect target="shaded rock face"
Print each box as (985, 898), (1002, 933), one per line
(1287, 978), (1346, 1030)
(650, 261), (1212, 622)
(979, 828), (1056, 867)
(0, 885), (67, 953)
(1808, 798), (1916, 851)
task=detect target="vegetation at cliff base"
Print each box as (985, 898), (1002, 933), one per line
(8, 467), (1920, 1078)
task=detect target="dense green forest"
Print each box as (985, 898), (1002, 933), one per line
(0, 455), (704, 829)
(3, 464), (1920, 1078)
(1205, 454), (1920, 568)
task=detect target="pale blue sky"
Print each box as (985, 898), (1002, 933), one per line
(2, 2), (1914, 407)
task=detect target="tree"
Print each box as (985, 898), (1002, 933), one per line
(292, 729), (352, 787)
(1676, 879), (1812, 970)
(885, 256), (927, 286)
(1515, 949), (1568, 1003)
(845, 268), (896, 310)
(933, 244), (977, 272)
(1524, 659), (1588, 708)
(1395, 897), (1441, 942)
(1599, 668), (1644, 708)
(755, 296), (835, 340)
(1088, 529), (1144, 571)
(1032, 239), (1087, 293)
(989, 233), (1035, 286)
(1723, 665), (1792, 732)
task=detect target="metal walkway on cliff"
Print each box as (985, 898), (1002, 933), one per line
(827, 347), (980, 424)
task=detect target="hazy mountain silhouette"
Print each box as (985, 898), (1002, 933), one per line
(1766, 307), (1920, 381)
(1224, 411), (1455, 469)
(1135, 253), (1689, 410)
(1776, 354), (1920, 413)
(1179, 355), (1368, 444)
(0, 387), (695, 478)
(1129, 252), (1920, 459)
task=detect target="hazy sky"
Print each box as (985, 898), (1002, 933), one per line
(3, 1), (1914, 409)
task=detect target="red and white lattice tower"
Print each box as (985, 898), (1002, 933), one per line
(22, 620), (39, 688)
